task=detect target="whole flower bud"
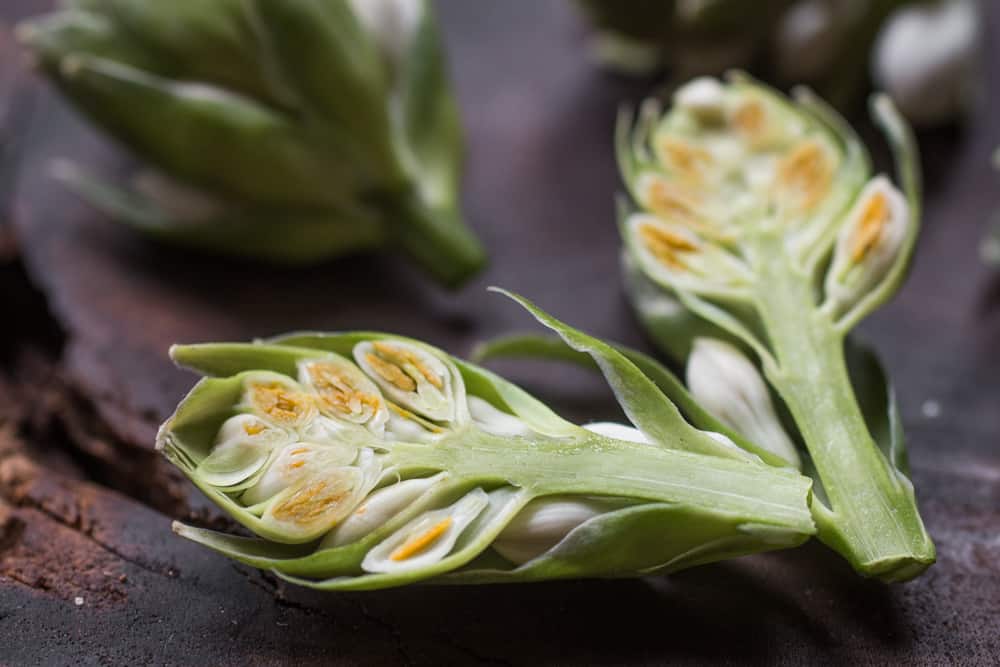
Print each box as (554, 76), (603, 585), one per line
(686, 338), (800, 468)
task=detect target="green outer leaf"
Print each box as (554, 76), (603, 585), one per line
(489, 288), (759, 461)
(53, 162), (387, 264)
(470, 333), (788, 467)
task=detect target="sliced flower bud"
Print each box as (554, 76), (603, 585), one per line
(242, 441), (360, 507)
(384, 402), (446, 442)
(354, 340), (459, 422)
(362, 488), (489, 573)
(467, 396), (533, 437)
(298, 356), (387, 436)
(238, 371), (317, 430)
(259, 448), (382, 543)
(686, 338), (801, 468)
(823, 176), (909, 316)
(196, 414), (292, 488)
(626, 213), (750, 290)
(492, 497), (614, 565)
(772, 137), (839, 217)
(320, 472), (449, 549)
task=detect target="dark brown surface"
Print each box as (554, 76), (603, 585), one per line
(2, 0), (999, 664)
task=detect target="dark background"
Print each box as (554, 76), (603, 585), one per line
(1, 1), (998, 665)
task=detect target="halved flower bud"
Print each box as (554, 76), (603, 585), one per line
(354, 340), (460, 422)
(242, 441), (361, 507)
(626, 213), (750, 291)
(772, 137), (839, 217)
(298, 356), (387, 436)
(238, 371), (317, 430)
(362, 487), (489, 573)
(258, 448), (382, 543)
(823, 176), (909, 316)
(467, 396), (533, 437)
(686, 338), (801, 468)
(320, 472), (449, 549)
(195, 414), (292, 488)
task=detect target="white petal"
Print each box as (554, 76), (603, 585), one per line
(467, 396), (533, 437)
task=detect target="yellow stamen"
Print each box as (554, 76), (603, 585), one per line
(290, 447), (309, 456)
(732, 100), (766, 141)
(251, 383), (313, 425)
(849, 192), (890, 262)
(288, 460), (305, 469)
(644, 177), (703, 224)
(657, 138), (713, 184)
(390, 518), (453, 561)
(387, 403), (444, 433)
(272, 479), (353, 524)
(776, 140), (832, 212)
(243, 422), (266, 436)
(372, 342), (444, 390)
(639, 223), (698, 272)
(366, 353), (417, 391)
(306, 362), (381, 418)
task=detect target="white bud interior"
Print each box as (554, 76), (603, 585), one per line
(196, 414), (293, 488)
(321, 472), (449, 549)
(362, 488), (488, 573)
(297, 357), (388, 436)
(238, 371), (318, 430)
(467, 396), (534, 437)
(582, 421), (650, 444)
(687, 338), (801, 468)
(242, 441), (358, 507)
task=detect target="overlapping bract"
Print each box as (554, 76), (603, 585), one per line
(158, 293), (816, 590)
(19, 0), (483, 286)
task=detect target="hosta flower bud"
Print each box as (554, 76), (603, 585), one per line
(297, 356), (388, 436)
(823, 176), (909, 316)
(362, 488), (489, 573)
(873, 0), (980, 127)
(238, 371), (318, 430)
(686, 338), (800, 468)
(492, 497), (612, 565)
(195, 414), (292, 488)
(354, 340), (460, 423)
(467, 396), (533, 437)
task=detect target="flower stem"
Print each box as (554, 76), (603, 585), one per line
(749, 229), (934, 580)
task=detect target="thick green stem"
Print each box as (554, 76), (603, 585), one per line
(749, 230), (934, 580)
(387, 429), (815, 535)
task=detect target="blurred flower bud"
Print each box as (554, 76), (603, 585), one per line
(686, 338), (801, 468)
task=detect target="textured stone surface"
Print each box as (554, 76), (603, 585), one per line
(2, 0), (999, 664)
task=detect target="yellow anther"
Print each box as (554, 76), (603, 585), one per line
(370, 342), (444, 391)
(387, 403), (445, 433)
(288, 460), (306, 470)
(639, 223), (698, 272)
(732, 100), (766, 140)
(644, 177), (702, 224)
(366, 353), (417, 391)
(290, 447), (309, 456)
(776, 140), (832, 212)
(657, 138), (713, 184)
(390, 517), (453, 561)
(250, 383), (313, 425)
(306, 362), (381, 418)
(243, 422), (266, 436)
(272, 479), (352, 524)
(849, 191), (890, 262)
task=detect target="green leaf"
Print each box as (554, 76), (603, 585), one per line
(489, 288), (759, 461)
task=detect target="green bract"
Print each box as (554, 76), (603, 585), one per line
(158, 291), (815, 590)
(615, 75), (933, 580)
(18, 0), (483, 287)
